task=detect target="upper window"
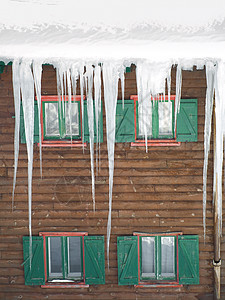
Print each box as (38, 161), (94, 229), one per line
(117, 233), (199, 287)
(22, 232), (105, 287)
(114, 97), (198, 146)
(19, 96), (103, 147)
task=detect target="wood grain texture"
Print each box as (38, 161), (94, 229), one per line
(0, 65), (223, 299)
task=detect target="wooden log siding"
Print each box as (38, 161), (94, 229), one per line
(0, 64), (224, 299)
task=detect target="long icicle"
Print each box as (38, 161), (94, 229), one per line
(86, 65), (95, 211)
(12, 59), (21, 210)
(20, 60), (35, 268)
(103, 62), (120, 268)
(174, 64), (182, 128)
(203, 62), (215, 239)
(94, 65), (102, 174)
(33, 61), (43, 177)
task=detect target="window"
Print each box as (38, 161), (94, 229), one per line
(114, 97), (198, 145)
(117, 233), (199, 287)
(20, 96), (103, 147)
(22, 232), (105, 287)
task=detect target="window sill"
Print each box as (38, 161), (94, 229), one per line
(131, 140), (181, 147)
(39, 141), (87, 148)
(41, 282), (89, 288)
(135, 283), (182, 288)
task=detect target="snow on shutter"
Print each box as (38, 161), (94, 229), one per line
(178, 235), (199, 285)
(22, 236), (45, 285)
(117, 236), (138, 285)
(115, 100), (135, 142)
(20, 102), (39, 143)
(84, 236), (105, 284)
(83, 100), (103, 143)
(176, 99), (198, 142)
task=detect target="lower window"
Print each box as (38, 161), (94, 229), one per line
(47, 235), (83, 282)
(23, 232), (105, 287)
(117, 232), (199, 287)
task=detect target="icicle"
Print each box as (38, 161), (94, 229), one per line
(136, 61), (172, 152)
(103, 62), (120, 268)
(94, 65), (102, 174)
(12, 59), (21, 210)
(214, 61), (225, 237)
(32, 61), (43, 177)
(203, 62), (215, 240)
(167, 68), (171, 102)
(85, 65), (95, 211)
(66, 68), (73, 141)
(20, 60), (35, 268)
(119, 66), (125, 109)
(79, 65), (85, 152)
(174, 65), (182, 127)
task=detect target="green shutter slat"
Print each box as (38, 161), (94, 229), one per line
(177, 99), (198, 142)
(20, 104), (26, 144)
(34, 103), (40, 143)
(178, 235), (199, 285)
(20, 102), (39, 144)
(117, 236), (138, 285)
(84, 236), (105, 284)
(0, 61), (5, 74)
(23, 236), (45, 285)
(83, 100), (103, 143)
(115, 100), (135, 143)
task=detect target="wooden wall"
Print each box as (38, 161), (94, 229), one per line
(0, 64), (224, 299)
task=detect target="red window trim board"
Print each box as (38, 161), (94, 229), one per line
(133, 232), (183, 288)
(39, 231), (89, 288)
(130, 95), (181, 147)
(37, 95), (87, 148)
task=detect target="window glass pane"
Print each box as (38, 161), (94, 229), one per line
(158, 101), (172, 136)
(68, 236), (82, 277)
(161, 237), (175, 277)
(142, 237), (155, 277)
(49, 237), (63, 277)
(65, 102), (79, 136)
(138, 101), (152, 136)
(45, 103), (60, 136)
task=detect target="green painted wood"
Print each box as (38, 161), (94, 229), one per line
(83, 100), (103, 143)
(117, 236), (138, 285)
(20, 102), (39, 144)
(177, 99), (198, 142)
(23, 236), (45, 285)
(84, 236), (105, 284)
(115, 100), (135, 143)
(178, 235), (199, 285)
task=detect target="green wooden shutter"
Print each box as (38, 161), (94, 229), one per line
(177, 99), (198, 142)
(115, 100), (135, 143)
(178, 235), (199, 285)
(117, 236), (138, 285)
(20, 102), (39, 144)
(83, 100), (103, 143)
(84, 236), (105, 284)
(23, 236), (45, 285)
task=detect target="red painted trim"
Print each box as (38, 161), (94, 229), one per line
(133, 232), (182, 237)
(130, 95), (179, 147)
(135, 284), (182, 288)
(39, 232), (88, 237)
(43, 235), (47, 283)
(176, 235), (179, 283)
(37, 95), (87, 148)
(130, 95), (176, 101)
(137, 235), (140, 282)
(134, 99), (137, 140)
(82, 236), (86, 284)
(41, 283), (89, 289)
(131, 142), (181, 147)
